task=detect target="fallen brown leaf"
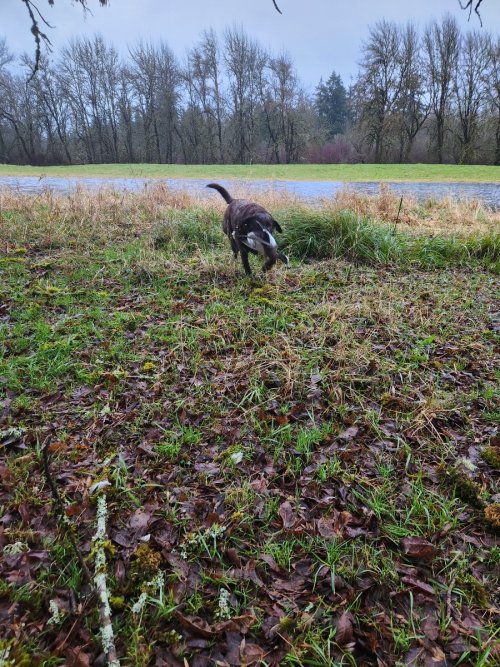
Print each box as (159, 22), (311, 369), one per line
(278, 500), (297, 529)
(335, 611), (355, 646)
(401, 536), (438, 561)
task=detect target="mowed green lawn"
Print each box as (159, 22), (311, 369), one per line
(0, 162), (499, 182)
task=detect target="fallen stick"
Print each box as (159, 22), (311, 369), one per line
(93, 494), (120, 667)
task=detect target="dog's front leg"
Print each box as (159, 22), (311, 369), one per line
(230, 237), (239, 259)
(240, 246), (252, 276)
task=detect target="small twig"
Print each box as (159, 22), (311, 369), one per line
(392, 195), (403, 235)
(446, 575), (457, 619)
(272, 0), (283, 14)
(42, 438), (92, 584)
(22, 0), (109, 81)
(28, 0), (55, 27)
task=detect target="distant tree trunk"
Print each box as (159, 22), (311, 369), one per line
(495, 115), (500, 165)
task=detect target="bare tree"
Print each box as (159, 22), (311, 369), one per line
(24, 55), (74, 163)
(354, 20), (404, 162)
(394, 23), (430, 162)
(224, 27), (267, 163)
(129, 41), (180, 163)
(59, 36), (122, 163)
(14, 0), (492, 81)
(0, 67), (43, 162)
(486, 37), (500, 165)
(453, 30), (490, 163)
(0, 38), (14, 161)
(182, 31), (226, 163)
(260, 52), (308, 163)
(423, 15), (460, 163)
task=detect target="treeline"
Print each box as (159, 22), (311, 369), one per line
(0, 16), (499, 166)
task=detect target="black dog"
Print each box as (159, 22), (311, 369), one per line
(207, 183), (288, 276)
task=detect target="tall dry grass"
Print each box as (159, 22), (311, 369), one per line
(326, 184), (500, 236)
(1, 184), (498, 265)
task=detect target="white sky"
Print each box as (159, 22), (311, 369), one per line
(3, 0), (500, 91)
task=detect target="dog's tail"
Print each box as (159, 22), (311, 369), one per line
(206, 183), (233, 203)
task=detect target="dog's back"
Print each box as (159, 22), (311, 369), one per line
(206, 183), (278, 235)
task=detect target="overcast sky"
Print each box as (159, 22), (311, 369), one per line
(3, 0), (500, 90)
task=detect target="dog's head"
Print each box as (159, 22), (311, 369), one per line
(241, 215), (282, 236)
(237, 216), (287, 264)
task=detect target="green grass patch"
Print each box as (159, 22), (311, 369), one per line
(1, 161), (500, 182)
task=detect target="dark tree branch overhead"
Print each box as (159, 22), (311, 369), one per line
(21, 0), (109, 79)
(460, 0), (485, 26)
(22, 0), (53, 82)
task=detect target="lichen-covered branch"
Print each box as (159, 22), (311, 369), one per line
(21, 0), (52, 82)
(93, 494), (120, 667)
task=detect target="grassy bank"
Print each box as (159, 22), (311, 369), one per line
(1, 161), (500, 182)
(1, 188), (499, 666)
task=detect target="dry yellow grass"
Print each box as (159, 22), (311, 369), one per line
(329, 185), (500, 236)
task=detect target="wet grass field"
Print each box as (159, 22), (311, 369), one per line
(1, 186), (499, 665)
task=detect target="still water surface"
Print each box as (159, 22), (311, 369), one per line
(0, 175), (499, 207)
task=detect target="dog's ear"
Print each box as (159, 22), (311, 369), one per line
(273, 220), (283, 234)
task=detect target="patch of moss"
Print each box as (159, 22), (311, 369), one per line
(484, 504), (500, 530)
(482, 445), (500, 470)
(0, 640), (31, 667)
(463, 576), (491, 608)
(110, 596), (126, 610)
(437, 463), (484, 508)
(131, 543), (162, 577)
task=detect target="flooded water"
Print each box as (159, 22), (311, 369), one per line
(0, 175), (499, 208)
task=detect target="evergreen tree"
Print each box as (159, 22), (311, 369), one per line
(315, 71), (349, 138)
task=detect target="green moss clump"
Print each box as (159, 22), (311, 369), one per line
(0, 640), (31, 667)
(131, 544), (162, 577)
(463, 576), (491, 608)
(110, 596), (126, 610)
(482, 445), (500, 470)
(484, 504), (500, 530)
(437, 463), (484, 508)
